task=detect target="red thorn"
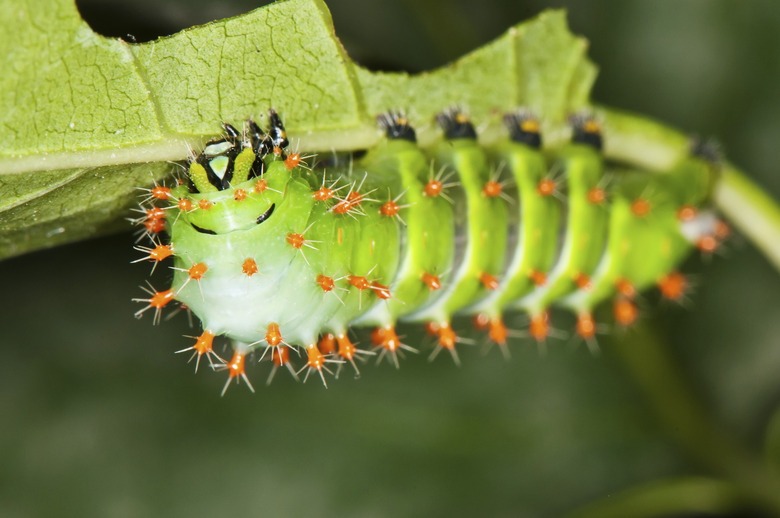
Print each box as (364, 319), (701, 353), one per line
(482, 180), (502, 198)
(188, 262), (207, 280)
(587, 187), (606, 205)
(286, 232), (305, 249)
(676, 204), (698, 222)
(272, 346), (291, 367)
(473, 313), (490, 331)
(424, 179), (443, 197)
(421, 272), (441, 290)
(150, 289), (174, 309)
(233, 188), (248, 202)
(488, 317), (508, 345)
(337, 334), (356, 360)
(266, 323), (283, 346)
(631, 198), (651, 217)
(370, 282), (391, 299)
(373, 326), (400, 352)
(346, 191), (363, 206)
(658, 271), (687, 300)
(576, 313), (596, 340)
(615, 278), (636, 299)
(537, 179), (556, 197)
(242, 258), (258, 277)
(306, 344), (325, 371)
(198, 199), (213, 210)
(284, 152), (301, 171)
(613, 298), (638, 326)
(254, 179), (268, 193)
(715, 220), (731, 240)
(319, 333), (337, 355)
(316, 274), (335, 292)
(437, 323), (457, 350)
(529, 312), (550, 341)
(177, 198), (194, 211)
(149, 244), (173, 262)
(529, 269), (547, 286)
(424, 321), (440, 337)
(313, 187), (334, 201)
(193, 330), (215, 356)
(479, 272), (499, 290)
(380, 200), (400, 217)
(574, 272), (592, 290)
(349, 275), (370, 291)
(144, 218), (166, 234)
(146, 207), (165, 221)
(151, 185), (171, 200)
(697, 235), (719, 253)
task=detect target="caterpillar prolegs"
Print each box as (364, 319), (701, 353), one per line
(134, 108), (724, 393)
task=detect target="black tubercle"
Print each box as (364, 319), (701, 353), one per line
(186, 110), (288, 194)
(570, 114), (603, 150)
(690, 137), (722, 166)
(436, 109), (477, 140)
(378, 112), (416, 142)
(256, 203), (276, 224)
(223, 122), (241, 141)
(191, 223), (217, 235)
(504, 111), (542, 149)
(268, 109), (289, 152)
(248, 119), (272, 159)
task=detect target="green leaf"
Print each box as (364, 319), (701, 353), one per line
(0, 0), (594, 260)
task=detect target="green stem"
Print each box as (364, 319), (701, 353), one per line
(609, 325), (780, 515)
(715, 165), (780, 273)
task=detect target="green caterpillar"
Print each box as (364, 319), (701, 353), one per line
(134, 106), (724, 393)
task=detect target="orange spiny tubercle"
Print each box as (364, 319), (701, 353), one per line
(188, 262), (208, 280)
(537, 179), (556, 197)
(422, 272), (441, 290)
(529, 312), (550, 341)
(529, 269), (547, 286)
(479, 272), (499, 290)
(266, 323), (283, 346)
(316, 274), (335, 292)
(482, 180), (502, 197)
(631, 198), (651, 217)
(587, 187), (606, 205)
(614, 298), (639, 326)
(286, 232), (306, 249)
(576, 313), (596, 340)
(658, 271), (687, 300)
(242, 258), (259, 277)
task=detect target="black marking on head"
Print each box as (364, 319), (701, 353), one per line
(256, 203), (276, 225)
(191, 223), (217, 235)
(223, 122), (241, 141)
(570, 114), (603, 150)
(690, 137), (722, 166)
(504, 111), (542, 149)
(196, 139), (240, 191)
(248, 119), (272, 159)
(268, 109), (289, 152)
(436, 109), (477, 140)
(378, 112), (416, 142)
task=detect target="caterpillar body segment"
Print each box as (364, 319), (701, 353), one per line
(403, 113), (508, 325)
(135, 109), (721, 390)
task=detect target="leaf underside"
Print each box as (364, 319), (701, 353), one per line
(0, 0), (595, 259)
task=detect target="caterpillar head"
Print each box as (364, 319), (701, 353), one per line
(164, 114), (321, 345)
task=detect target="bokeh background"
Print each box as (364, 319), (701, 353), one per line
(2, 1), (780, 516)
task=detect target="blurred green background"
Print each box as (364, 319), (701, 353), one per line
(2, 1), (780, 516)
